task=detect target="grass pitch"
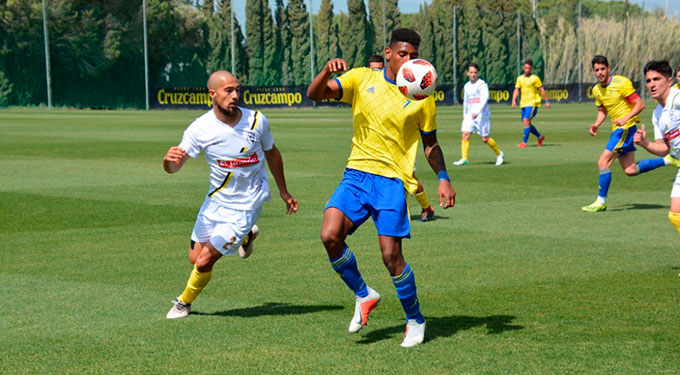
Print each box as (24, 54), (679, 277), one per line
(1, 104), (678, 374)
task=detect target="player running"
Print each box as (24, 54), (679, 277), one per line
(453, 62), (504, 166)
(163, 70), (298, 319)
(512, 59), (551, 148)
(634, 60), (680, 234)
(582, 55), (671, 212)
(307, 28), (456, 347)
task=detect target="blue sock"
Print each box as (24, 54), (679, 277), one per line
(598, 168), (612, 198)
(392, 264), (424, 324)
(522, 127), (530, 143)
(635, 158), (666, 175)
(530, 125), (541, 138)
(330, 247), (368, 298)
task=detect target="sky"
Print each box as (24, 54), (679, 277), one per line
(231, 1), (679, 30)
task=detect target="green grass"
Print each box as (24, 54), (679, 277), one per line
(1, 104), (678, 374)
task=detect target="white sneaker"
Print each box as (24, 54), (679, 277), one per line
(495, 151), (504, 166)
(453, 158), (469, 166)
(166, 298), (191, 319)
(348, 287), (381, 333)
(400, 319), (426, 347)
(238, 225), (259, 259)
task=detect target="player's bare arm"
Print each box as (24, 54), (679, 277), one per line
(264, 145), (299, 215)
(163, 146), (189, 174)
(307, 58), (349, 101)
(421, 132), (455, 208)
(613, 96), (645, 127)
(539, 86), (551, 109)
(633, 124), (670, 156)
(511, 88), (519, 108)
(589, 106), (608, 136)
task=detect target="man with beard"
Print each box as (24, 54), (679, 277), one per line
(163, 70), (298, 319)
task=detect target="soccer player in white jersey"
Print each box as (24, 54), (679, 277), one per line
(634, 60), (680, 234)
(163, 70), (298, 319)
(453, 63), (504, 166)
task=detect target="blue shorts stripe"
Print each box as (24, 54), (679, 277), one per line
(605, 125), (637, 154)
(521, 106), (538, 120)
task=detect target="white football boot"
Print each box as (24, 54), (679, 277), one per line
(400, 319), (426, 347)
(238, 225), (259, 259)
(348, 287), (381, 333)
(166, 298), (191, 319)
(495, 151), (504, 166)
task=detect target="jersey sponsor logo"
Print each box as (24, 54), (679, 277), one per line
(468, 97), (481, 104)
(217, 153), (260, 168)
(665, 129), (680, 142)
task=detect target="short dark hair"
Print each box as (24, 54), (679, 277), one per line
(390, 28), (420, 48)
(592, 55), (609, 67)
(467, 62), (479, 71)
(644, 60), (672, 77)
(368, 55), (383, 64)
(523, 59), (533, 67)
(675, 64), (680, 76)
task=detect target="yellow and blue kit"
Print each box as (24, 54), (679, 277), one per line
(592, 75), (640, 154)
(515, 74), (543, 113)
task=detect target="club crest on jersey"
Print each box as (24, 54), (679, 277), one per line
(246, 130), (259, 145)
(217, 153), (260, 168)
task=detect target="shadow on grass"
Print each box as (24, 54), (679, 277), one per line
(356, 314), (523, 345)
(192, 302), (343, 318)
(608, 203), (668, 211)
(409, 214), (450, 221)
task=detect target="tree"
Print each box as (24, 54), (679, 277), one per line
(207, 0), (248, 81)
(287, 0), (311, 84)
(315, 0), (340, 69)
(275, 0), (295, 85)
(246, 0), (277, 85)
(368, 0), (400, 54)
(339, 0), (371, 69)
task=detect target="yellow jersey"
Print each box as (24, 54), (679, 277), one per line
(515, 74), (543, 108)
(335, 67), (436, 195)
(673, 83), (680, 90)
(591, 75), (639, 130)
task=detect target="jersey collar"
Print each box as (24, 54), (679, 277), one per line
(383, 68), (396, 85)
(601, 76), (613, 88)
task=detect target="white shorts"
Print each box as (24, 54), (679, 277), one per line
(672, 169), (680, 198)
(461, 113), (491, 137)
(191, 197), (262, 256)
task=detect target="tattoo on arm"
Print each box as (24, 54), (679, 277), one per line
(426, 143), (446, 172)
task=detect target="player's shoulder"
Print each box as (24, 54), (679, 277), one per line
(189, 110), (216, 128)
(477, 78), (487, 86)
(611, 75), (633, 86)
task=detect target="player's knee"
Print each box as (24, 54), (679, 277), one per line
(624, 167), (637, 176)
(320, 228), (342, 250)
(481, 137), (489, 143)
(380, 250), (403, 274)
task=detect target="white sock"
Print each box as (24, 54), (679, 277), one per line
(596, 196), (606, 205)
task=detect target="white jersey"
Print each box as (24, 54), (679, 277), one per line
(652, 87), (680, 160)
(463, 79), (490, 119)
(178, 107), (274, 210)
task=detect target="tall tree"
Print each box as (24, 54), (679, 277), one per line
(275, 0), (295, 85)
(315, 0), (340, 69)
(481, 0), (514, 83)
(246, 0), (276, 85)
(339, 0), (371, 68)
(207, 0), (248, 81)
(368, 0), (400, 54)
(287, 0), (311, 84)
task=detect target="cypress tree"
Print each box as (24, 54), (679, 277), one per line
(275, 0), (295, 85)
(246, 0), (276, 85)
(344, 0), (371, 68)
(287, 0), (311, 84)
(208, 0), (248, 81)
(316, 0), (339, 69)
(368, 0), (401, 54)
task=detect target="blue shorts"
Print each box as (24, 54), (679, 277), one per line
(325, 169), (410, 238)
(605, 126), (637, 154)
(521, 106), (538, 120)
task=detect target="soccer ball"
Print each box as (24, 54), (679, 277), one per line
(396, 59), (438, 100)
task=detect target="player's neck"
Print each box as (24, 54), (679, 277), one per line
(213, 106), (242, 127)
(658, 90), (671, 107)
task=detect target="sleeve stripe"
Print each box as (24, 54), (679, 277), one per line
(333, 77), (343, 101)
(250, 111), (260, 130)
(420, 129), (437, 135)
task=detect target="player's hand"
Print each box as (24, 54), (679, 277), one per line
(164, 146), (186, 164)
(511, 101), (516, 108)
(634, 124), (647, 145)
(545, 102), (552, 109)
(471, 113), (478, 119)
(589, 124), (599, 136)
(613, 117), (627, 127)
(438, 180), (456, 209)
(280, 192), (298, 215)
(324, 58), (349, 74)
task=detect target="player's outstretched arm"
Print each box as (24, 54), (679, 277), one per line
(306, 58), (348, 101)
(421, 132), (456, 209)
(589, 106), (608, 136)
(634, 124), (670, 156)
(264, 145), (298, 215)
(163, 146), (189, 174)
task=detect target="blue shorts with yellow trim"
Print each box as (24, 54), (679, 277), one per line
(325, 169), (410, 238)
(521, 106), (538, 120)
(605, 125), (637, 154)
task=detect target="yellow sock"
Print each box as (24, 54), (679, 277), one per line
(669, 211), (680, 235)
(487, 137), (501, 155)
(179, 266), (213, 304)
(415, 190), (431, 210)
(461, 139), (470, 160)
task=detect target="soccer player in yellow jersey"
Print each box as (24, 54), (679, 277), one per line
(512, 59), (551, 148)
(673, 64), (680, 90)
(366, 56), (435, 221)
(307, 28), (456, 348)
(582, 55), (670, 212)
